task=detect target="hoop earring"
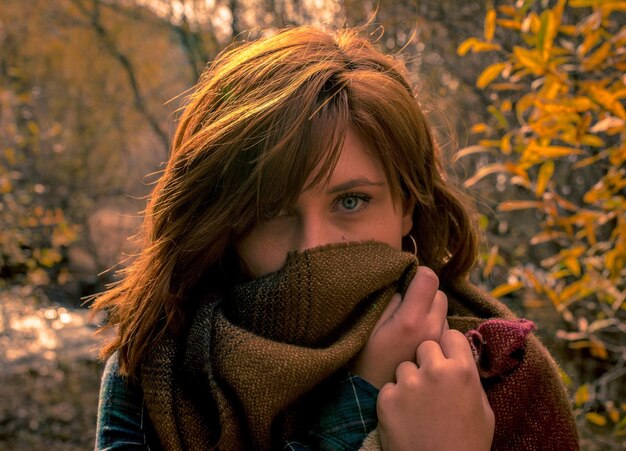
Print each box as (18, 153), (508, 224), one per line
(408, 235), (418, 257)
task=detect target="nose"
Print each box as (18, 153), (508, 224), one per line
(297, 214), (343, 252)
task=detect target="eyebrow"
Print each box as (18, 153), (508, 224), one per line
(326, 177), (385, 194)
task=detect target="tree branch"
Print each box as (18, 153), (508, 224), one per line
(70, 0), (170, 153)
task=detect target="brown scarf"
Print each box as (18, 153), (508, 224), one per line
(140, 241), (578, 450)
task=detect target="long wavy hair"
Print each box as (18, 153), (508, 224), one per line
(93, 25), (479, 377)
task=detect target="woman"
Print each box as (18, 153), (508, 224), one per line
(95, 25), (578, 450)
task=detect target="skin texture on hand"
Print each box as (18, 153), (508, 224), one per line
(377, 330), (495, 451)
(351, 266), (449, 389)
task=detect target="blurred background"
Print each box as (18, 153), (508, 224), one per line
(0, 0), (624, 449)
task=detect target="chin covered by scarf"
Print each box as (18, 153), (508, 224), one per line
(140, 241), (578, 450)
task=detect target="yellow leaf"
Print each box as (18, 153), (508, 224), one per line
(470, 123), (489, 134)
(560, 279), (593, 303)
(491, 82), (524, 91)
(582, 41), (612, 71)
(590, 338), (609, 359)
(51, 222), (79, 247)
(586, 412), (607, 427)
(516, 93), (536, 122)
(4, 147), (17, 165)
(559, 25), (578, 36)
(485, 9), (497, 42)
(531, 12), (542, 34)
(577, 30), (600, 58)
(482, 245), (499, 278)
(538, 10), (556, 61)
(570, 96), (596, 111)
(457, 38), (501, 56)
(27, 121), (40, 136)
(529, 230), (569, 245)
(558, 367), (572, 387)
(569, 340), (593, 350)
(573, 151), (608, 169)
(487, 105), (509, 128)
(571, 0), (618, 7)
(601, 2), (626, 14)
(552, 0), (567, 29)
(542, 246), (585, 268)
(477, 62), (507, 89)
(37, 248), (62, 268)
(513, 46), (545, 74)
(564, 256), (581, 276)
(479, 139), (503, 148)
(609, 145), (626, 166)
(457, 38), (475, 56)
(607, 403), (620, 423)
(496, 18), (522, 30)
(498, 200), (544, 211)
(575, 384), (590, 405)
(587, 84), (626, 120)
(504, 161), (531, 180)
(501, 132), (512, 154)
(490, 281), (524, 298)
(580, 134), (605, 147)
(536, 160), (554, 197)
(497, 5), (518, 16)
(585, 221), (597, 245)
(526, 143), (585, 160)
(614, 88), (626, 99)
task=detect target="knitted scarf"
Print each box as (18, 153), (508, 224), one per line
(140, 241), (578, 450)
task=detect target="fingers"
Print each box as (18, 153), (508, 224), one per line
(431, 290), (448, 337)
(394, 360), (419, 382)
(391, 267), (442, 331)
(439, 329), (475, 364)
(400, 266), (439, 317)
(415, 340), (445, 367)
(414, 330), (474, 368)
(375, 293), (402, 328)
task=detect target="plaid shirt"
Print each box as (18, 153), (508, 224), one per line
(96, 355), (379, 450)
(285, 372), (379, 450)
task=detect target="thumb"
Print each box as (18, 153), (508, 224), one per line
(373, 293), (402, 333)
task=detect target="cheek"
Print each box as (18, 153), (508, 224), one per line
(235, 228), (289, 278)
(360, 211), (404, 250)
(380, 215), (405, 249)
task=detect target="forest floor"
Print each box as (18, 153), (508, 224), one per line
(0, 285), (105, 450)
(0, 283), (622, 450)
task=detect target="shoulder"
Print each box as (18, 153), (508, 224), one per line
(99, 353), (142, 410)
(96, 352), (155, 450)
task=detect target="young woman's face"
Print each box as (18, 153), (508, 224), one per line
(236, 129), (415, 278)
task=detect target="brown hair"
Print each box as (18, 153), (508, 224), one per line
(93, 25), (478, 377)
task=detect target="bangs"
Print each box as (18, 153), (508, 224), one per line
(245, 82), (351, 228)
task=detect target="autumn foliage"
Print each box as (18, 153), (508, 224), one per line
(458, 0), (625, 437)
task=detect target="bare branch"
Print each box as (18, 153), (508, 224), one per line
(70, 0), (170, 153)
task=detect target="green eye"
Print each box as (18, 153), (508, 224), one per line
(341, 196), (360, 210)
(335, 193), (372, 213)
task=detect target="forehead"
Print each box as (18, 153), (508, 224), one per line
(305, 129), (386, 190)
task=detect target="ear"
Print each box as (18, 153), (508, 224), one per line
(401, 197), (416, 236)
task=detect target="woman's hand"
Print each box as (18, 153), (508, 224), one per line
(377, 330), (495, 451)
(351, 266), (449, 389)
